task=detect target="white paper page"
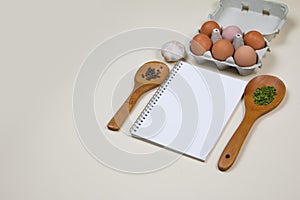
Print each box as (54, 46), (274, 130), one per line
(131, 62), (247, 161)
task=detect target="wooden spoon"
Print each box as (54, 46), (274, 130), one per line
(218, 75), (286, 171)
(107, 61), (170, 131)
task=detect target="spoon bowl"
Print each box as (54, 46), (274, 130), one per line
(218, 75), (286, 171)
(107, 61), (169, 131)
(244, 75), (286, 116)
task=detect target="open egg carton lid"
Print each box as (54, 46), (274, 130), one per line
(209, 0), (289, 41)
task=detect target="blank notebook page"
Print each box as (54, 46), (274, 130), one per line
(130, 61), (247, 161)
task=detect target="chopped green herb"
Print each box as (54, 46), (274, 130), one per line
(253, 86), (277, 105)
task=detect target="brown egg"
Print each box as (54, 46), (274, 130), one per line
(244, 30), (265, 50)
(211, 39), (234, 61)
(190, 33), (212, 56)
(234, 45), (257, 67)
(200, 20), (221, 37)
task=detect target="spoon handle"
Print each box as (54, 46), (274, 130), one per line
(107, 84), (156, 131)
(218, 112), (257, 171)
(107, 88), (141, 131)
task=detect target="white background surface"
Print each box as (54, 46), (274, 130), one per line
(1, 0), (299, 199)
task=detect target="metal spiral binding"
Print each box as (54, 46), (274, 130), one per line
(129, 61), (183, 134)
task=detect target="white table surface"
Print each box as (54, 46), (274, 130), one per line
(1, 0), (299, 199)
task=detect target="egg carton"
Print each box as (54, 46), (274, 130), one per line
(188, 39), (269, 76)
(189, 0), (288, 75)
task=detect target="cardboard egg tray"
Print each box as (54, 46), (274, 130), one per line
(188, 38), (269, 76)
(188, 0), (288, 76)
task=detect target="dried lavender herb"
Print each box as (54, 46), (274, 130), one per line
(141, 67), (161, 81)
(253, 86), (277, 105)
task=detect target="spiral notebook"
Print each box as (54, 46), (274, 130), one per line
(130, 61), (247, 161)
